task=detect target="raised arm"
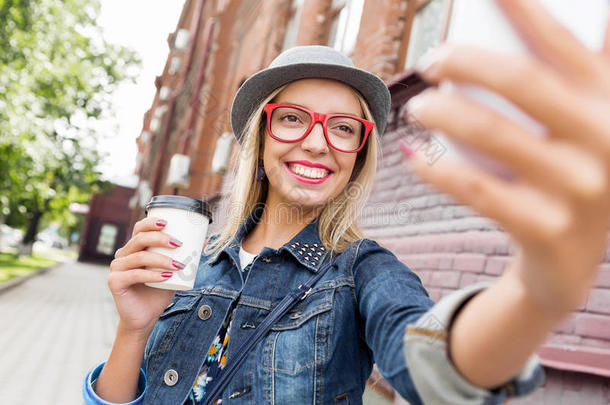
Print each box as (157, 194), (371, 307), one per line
(399, 0), (610, 391)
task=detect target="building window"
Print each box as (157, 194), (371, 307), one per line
(159, 86), (171, 101)
(154, 105), (168, 118)
(150, 117), (160, 132)
(140, 130), (152, 144)
(282, 0), (304, 50)
(211, 132), (234, 174)
(174, 28), (191, 51)
(96, 223), (118, 255)
(399, 0), (453, 72)
(168, 56), (182, 75)
(327, 0), (364, 56)
(135, 152), (143, 173)
(166, 153), (191, 188)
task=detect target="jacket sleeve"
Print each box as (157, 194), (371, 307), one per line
(353, 239), (544, 405)
(82, 361), (147, 405)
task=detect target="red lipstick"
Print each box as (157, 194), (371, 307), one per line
(284, 162), (332, 184)
(286, 160), (333, 172)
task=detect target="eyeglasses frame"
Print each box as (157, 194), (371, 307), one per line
(263, 103), (374, 153)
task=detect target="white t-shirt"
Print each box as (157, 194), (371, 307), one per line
(238, 244), (257, 271)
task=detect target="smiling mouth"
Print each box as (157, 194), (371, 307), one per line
(286, 162), (331, 179)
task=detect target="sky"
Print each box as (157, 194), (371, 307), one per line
(95, 1), (184, 187)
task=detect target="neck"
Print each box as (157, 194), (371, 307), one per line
(242, 193), (322, 253)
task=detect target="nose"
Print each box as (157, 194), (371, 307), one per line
(300, 121), (329, 154)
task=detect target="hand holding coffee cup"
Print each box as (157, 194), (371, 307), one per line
(108, 217), (185, 335)
(144, 195), (212, 291)
(107, 195), (212, 336)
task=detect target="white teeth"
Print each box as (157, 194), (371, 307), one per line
(288, 163), (330, 179)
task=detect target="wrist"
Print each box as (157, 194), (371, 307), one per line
(116, 321), (152, 344)
(504, 263), (571, 321)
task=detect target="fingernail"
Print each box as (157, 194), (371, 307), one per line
(169, 238), (183, 247)
(155, 219), (167, 228)
(172, 260), (185, 269)
(161, 272), (173, 278)
(399, 140), (415, 159)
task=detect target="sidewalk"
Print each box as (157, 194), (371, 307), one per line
(0, 260), (118, 405)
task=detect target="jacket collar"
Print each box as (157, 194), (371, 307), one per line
(209, 205), (329, 273)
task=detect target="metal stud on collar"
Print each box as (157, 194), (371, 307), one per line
(292, 241), (327, 266)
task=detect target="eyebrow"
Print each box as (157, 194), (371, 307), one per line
(279, 101), (362, 117)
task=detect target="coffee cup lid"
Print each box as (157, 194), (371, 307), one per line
(145, 195), (213, 223)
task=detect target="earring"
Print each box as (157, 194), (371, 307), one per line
(256, 165), (266, 181)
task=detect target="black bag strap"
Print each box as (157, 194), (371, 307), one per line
(202, 256), (334, 405)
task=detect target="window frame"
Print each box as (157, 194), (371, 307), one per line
(397, 0), (454, 73)
(96, 222), (119, 255)
(327, 0), (364, 56)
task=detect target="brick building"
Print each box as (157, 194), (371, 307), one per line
(79, 185), (135, 263)
(129, 0), (610, 403)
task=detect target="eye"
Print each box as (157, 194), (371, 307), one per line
(330, 122), (356, 136)
(337, 124), (354, 134)
(281, 113), (300, 123)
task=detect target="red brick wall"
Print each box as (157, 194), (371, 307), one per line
(508, 368), (610, 404)
(352, 0), (408, 80)
(295, 0), (334, 45)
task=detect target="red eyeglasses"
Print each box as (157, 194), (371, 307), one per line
(263, 103), (374, 153)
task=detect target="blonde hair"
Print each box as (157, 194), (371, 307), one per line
(205, 81), (380, 257)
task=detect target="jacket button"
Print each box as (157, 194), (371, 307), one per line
(198, 305), (212, 320)
(261, 256), (271, 263)
(163, 369), (179, 386)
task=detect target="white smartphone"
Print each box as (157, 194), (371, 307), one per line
(434, 0), (609, 181)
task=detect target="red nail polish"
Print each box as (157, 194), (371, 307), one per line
(169, 238), (183, 247)
(172, 260), (185, 269)
(399, 141), (415, 158)
(156, 220), (167, 227)
(161, 272), (173, 278)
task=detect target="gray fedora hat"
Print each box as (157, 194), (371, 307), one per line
(230, 45), (391, 146)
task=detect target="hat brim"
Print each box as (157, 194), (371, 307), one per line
(230, 62), (391, 145)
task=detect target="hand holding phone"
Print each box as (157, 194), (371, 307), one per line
(433, 0), (609, 181)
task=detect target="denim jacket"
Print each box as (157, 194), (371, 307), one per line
(84, 206), (544, 404)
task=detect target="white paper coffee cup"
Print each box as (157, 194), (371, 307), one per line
(437, 0), (609, 181)
(144, 195), (212, 291)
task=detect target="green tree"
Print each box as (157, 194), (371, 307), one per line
(0, 0), (140, 255)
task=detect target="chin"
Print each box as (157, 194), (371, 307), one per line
(285, 189), (332, 209)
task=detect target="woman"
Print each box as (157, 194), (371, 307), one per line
(84, 1), (610, 404)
